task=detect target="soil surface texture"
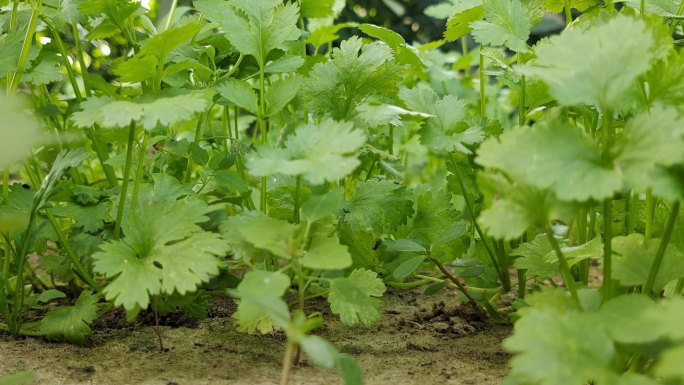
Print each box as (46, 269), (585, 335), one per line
(0, 290), (511, 385)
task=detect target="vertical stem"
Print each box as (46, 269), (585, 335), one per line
(163, 0), (179, 31)
(130, 130), (148, 213)
(114, 123), (137, 239)
(388, 126), (394, 155)
(47, 21), (82, 101)
(517, 52), (526, 127)
(645, 188), (654, 240)
(71, 22), (92, 97)
(479, 46), (486, 120)
(576, 208), (590, 283)
(279, 341), (296, 385)
(258, 60), (268, 213)
(185, 112), (207, 183)
(601, 110), (614, 298)
(8, 1), (41, 93)
(602, 199), (613, 299)
(546, 229), (578, 301)
(44, 210), (101, 291)
(627, 191), (639, 235)
(88, 128), (118, 188)
(640, 0), (645, 16)
(517, 269), (526, 298)
(447, 154), (501, 279)
(293, 175), (301, 224)
(564, 1), (573, 26)
(643, 201), (680, 295)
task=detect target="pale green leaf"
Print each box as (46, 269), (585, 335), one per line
(265, 75), (303, 116)
(215, 78), (259, 114)
(328, 269), (386, 326)
(470, 0), (531, 52)
(520, 16), (658, 109)
(248, 119), (366, 185)
(612, 234), (684, 292)
(38, 290), (99, 343)
(300, 235), (352, 270)
(477, 121), (620, 201)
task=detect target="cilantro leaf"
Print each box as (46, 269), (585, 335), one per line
(615, 106), (684, 193)
(511, 234), (557, 279)
(72, 90), (212, 130)
(247, 119), (366, 185)
(300, 234), (352, 270)
(92, 197), (227, 316)
(265, 75), (303, 117)
(215, 78), (259, 114)
(195, 0), (300, 66)
(612, 234), (684, 292)
(340, 180), (414, 233)
(520, 15), (659, 109)
(409, 187), (466, 247)
(38, 290), (99, 343)
(504, 291), (615, 385)
(444, 1), (485, 42)
(400, 84), (483, 154)
(476, 121), (618, 201)
(328, 269), (386, 326)
(232, 270), (290, 334)
(301, 36), (400, 120)
(470, 0), (531, 52)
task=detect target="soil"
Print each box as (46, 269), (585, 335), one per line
(0, 289), (511, 385)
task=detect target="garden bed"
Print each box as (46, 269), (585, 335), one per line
(0, 291), (510, 385)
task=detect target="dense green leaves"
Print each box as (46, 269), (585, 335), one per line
(194, 0), (300, 66)
(301, 36), (400, 120)
(471, 0), (531, 52)
(400, 85), (483, 154)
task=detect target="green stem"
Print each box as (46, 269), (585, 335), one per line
(517, 52), (526, 127)
(479, 46), (486, 120)
(576, 208), (590, 283)
(71, 22), (92, 97)
(10, 0), (19, 29)
(258, 59), (268, 213)
(447, 154), (502, 280)
(293, 175), (301, 224)
(564, 0), (573, 25)
(163, 0), (179, 30)
(279, 341), (296, 385)
(517, 269), (526, 298)
(130, 130), (148, 213)
(185, 112), (207, 183)
(87, 128), (118, 188)
(495, 240), (511, 292)
(602, 199), (613, 299)
(430, 257), (478, 303)
(44, 210), (101, 291)
(645, 188), (654, 240)
(643, 201), (680, 295)
(8, 1), (41, 93)
(546, 229), (578, 301)
(626, 191), (638, 235)
(640, 0), (645, 17)
(388, 125), (394, 155)
(114, 123), (137, 239)
(46, 19), (82, 101)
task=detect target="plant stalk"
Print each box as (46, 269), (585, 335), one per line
(279, 341), (296, 385)
(643, 201), (680, 295)
(8, 1), (41, 93)
(114, 123), (137, 239)
(545, 229), (578, 301)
